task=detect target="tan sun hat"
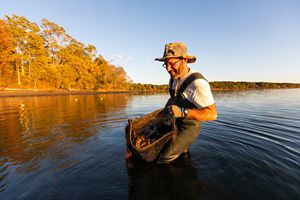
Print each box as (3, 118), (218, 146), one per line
(155, 42), (196, 63)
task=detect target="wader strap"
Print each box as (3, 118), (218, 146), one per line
(175, 93), (198, 109)
(169, 78), (175, 98)
(169, 72), (208, 108)
(177, 72), (207, 94)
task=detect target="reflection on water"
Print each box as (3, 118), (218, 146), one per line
(0, 90), (300, 200)
(0, 94), (129, 164)
(0, 94), (133, 199)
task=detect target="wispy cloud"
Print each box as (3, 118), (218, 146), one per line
(108, 54), (134, 62)
(106, 54), (123, 62)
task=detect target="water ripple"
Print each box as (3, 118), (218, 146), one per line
(0, 90), (300, 199)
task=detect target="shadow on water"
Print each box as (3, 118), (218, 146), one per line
(127, 154), (203, 200)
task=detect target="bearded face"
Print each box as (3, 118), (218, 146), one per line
(164, 58), (183, 79)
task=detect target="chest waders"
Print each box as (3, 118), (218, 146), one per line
(158, 73), (207, 164)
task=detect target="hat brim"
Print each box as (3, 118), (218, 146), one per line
(155, 55), (196, 63)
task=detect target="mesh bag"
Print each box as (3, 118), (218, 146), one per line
(125, 108), (176, 162)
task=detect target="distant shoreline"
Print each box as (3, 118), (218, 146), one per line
(1, 87), (299, 98)
(0, 89), (131, 98)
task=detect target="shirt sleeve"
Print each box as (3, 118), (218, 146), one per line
(183, 79), (215, 108)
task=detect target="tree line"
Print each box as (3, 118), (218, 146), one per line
(1, 15), (299, 91)
(128, 81), (300, 91)
(0, 15), (129, 90)
(210, 81), (300, 90)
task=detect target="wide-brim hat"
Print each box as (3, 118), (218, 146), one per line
(155, 42), (196, 63)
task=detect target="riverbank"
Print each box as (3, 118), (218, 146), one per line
(1, 87), (299, 98)
(0, 89), (133, 98)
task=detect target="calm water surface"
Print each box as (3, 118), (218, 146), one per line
(0, 89), (299, 200)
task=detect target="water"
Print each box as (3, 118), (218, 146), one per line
(0, 89), (299, 200)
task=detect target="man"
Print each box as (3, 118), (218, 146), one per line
(155, 42), (217, 164)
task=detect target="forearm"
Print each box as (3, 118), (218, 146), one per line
(186, 104), (217, 122)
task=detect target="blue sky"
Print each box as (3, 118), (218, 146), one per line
(1, 0), (300, 84)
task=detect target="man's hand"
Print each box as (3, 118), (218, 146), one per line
(167, 105), (183, 118)
(167, 104), (218, 121)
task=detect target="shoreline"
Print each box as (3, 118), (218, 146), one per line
(0, 88), (299, 98)
(0, 89), (169, 98)
(0, 89), (134, 98)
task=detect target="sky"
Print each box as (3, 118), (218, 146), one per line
(1, 0), (300, 84)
